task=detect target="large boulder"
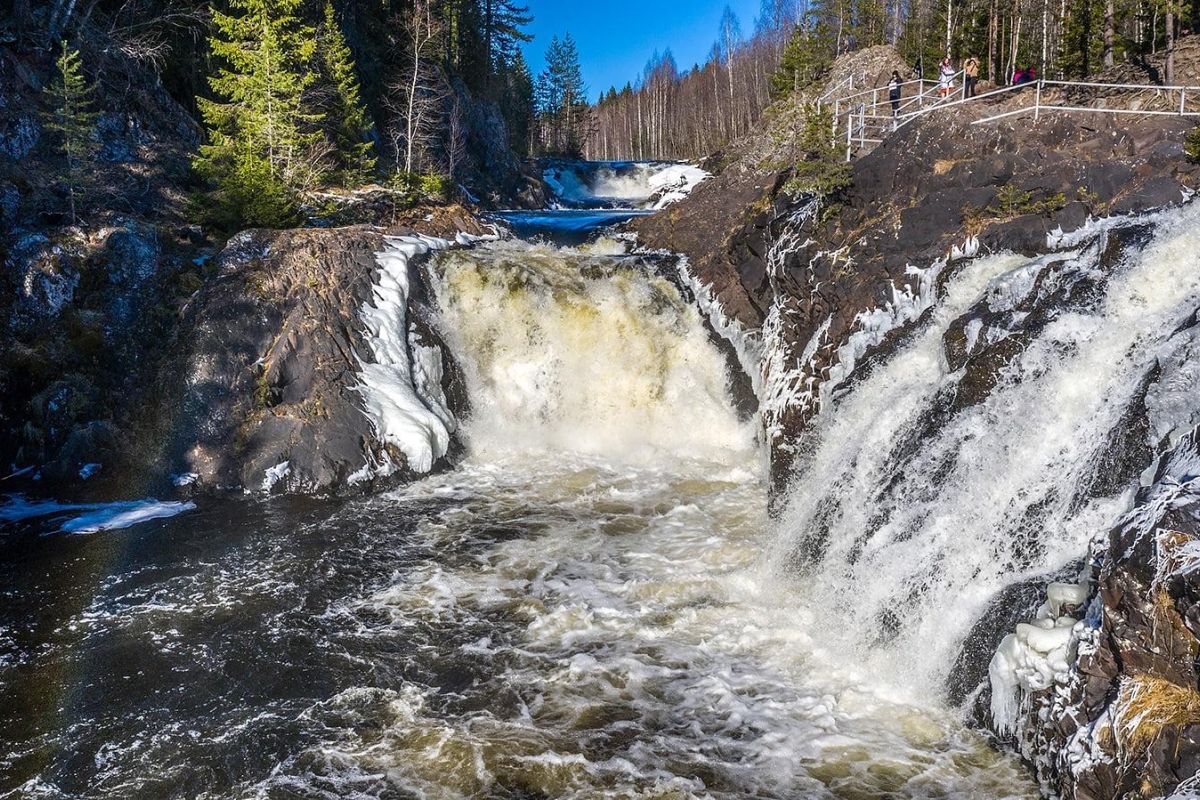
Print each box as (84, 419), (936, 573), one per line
(161, 209), (485, 496)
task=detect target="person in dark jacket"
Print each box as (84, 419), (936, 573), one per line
(888, 70), (903, 115)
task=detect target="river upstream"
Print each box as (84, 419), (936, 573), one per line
(1, 163), (1040, 798)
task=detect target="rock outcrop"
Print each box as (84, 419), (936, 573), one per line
(988, 424), (1200, 800)
(159, 208), (483, 496)
(638, 42), (1200, 799)
(636, 45), (1199, 493)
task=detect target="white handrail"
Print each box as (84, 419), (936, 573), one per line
(822, 72), (1200, 160)
(1040, 78), (1200, 91)
(971, 78), (1200, 125)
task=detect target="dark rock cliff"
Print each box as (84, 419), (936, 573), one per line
(991, 424), (1200, 799)
(635, 44), (1200, 799)
(637, 70), (1198, 494)
(0, 31), (514, 499)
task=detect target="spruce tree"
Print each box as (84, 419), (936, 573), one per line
(42, 40), (99, 225)
(770, 24), (832, 98)
(538, 33), (589, 156)
(194, 0), (324, 228)
(485, 0), (534, 79)
(318, 0), (376, 186)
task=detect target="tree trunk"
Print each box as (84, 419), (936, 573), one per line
(1166, 9), (1175, 83)
(946, 0), (954, 56)
(1041, 0), (1049, 75)
(1103, 0), (1115, 66)
(988, 0), (999, 82)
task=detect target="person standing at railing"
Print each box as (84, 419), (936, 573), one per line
(964, 57), (980, 98)
(889, 71), (903, 116)
(938, 58), (956, 98)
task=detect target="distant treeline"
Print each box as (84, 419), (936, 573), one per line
(588, 0), (1200, 161)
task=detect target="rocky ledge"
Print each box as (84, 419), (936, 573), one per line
(635, 43), (1200, 799)
(2, 203), (487, 499)
(161, 206), (487, 497)
(636, 50), (1198, 493)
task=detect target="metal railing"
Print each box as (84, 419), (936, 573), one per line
(826, 75), (1200, 160)
(971, 79), (1200, 124)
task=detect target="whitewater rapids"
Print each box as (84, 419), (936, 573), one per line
(0, 235), (1035, 799)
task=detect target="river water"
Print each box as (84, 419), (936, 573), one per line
(1, 170), (1042, 798)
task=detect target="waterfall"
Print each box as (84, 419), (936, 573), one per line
(770, 202), (1200, 701)
(542, 161), (710, 210)
(426, 239), (756, 463)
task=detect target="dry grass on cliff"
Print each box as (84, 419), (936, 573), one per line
(1113, 674), (1200, 753)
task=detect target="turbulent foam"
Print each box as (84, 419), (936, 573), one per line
(244, 455), (1035, 799)
(427, 240), (756, 463)
(772, 202), (1200, 700)
(5, 234), (1039, 799)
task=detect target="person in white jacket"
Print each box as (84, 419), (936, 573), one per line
(938, 58), (956, 98)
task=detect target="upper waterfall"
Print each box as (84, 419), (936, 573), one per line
(542, 161), (710, 210)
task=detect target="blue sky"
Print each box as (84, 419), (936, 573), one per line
(521, 0), (765, 101)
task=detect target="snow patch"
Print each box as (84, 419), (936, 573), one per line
(0, 496), (196, 534)
(645, 164), (710, 210)
(260, 461), (291, 493)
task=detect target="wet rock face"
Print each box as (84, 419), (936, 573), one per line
(166, 222), (478, 497)
(640, 80), (1198, 498)
(981, 425), (1200, 800)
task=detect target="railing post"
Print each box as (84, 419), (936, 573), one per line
(1034, 80), (1042, 120)
(833, 99), (840, 136)
(846, 108), (853, 161)
(1182, 88), (1187, 115)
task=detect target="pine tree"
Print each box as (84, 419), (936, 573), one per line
(42, 40), (99, 225)
(537, 33), (590, 156)
(318, 0), (376, 186)
(770, 24), (833, 98)
(194, 0), (324, 228)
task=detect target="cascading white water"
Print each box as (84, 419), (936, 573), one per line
(427, 239), (754, 462)
(256, 236), (1036, 798)
(772, 202), (1200, 701)
(542, 162), (709, 210)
